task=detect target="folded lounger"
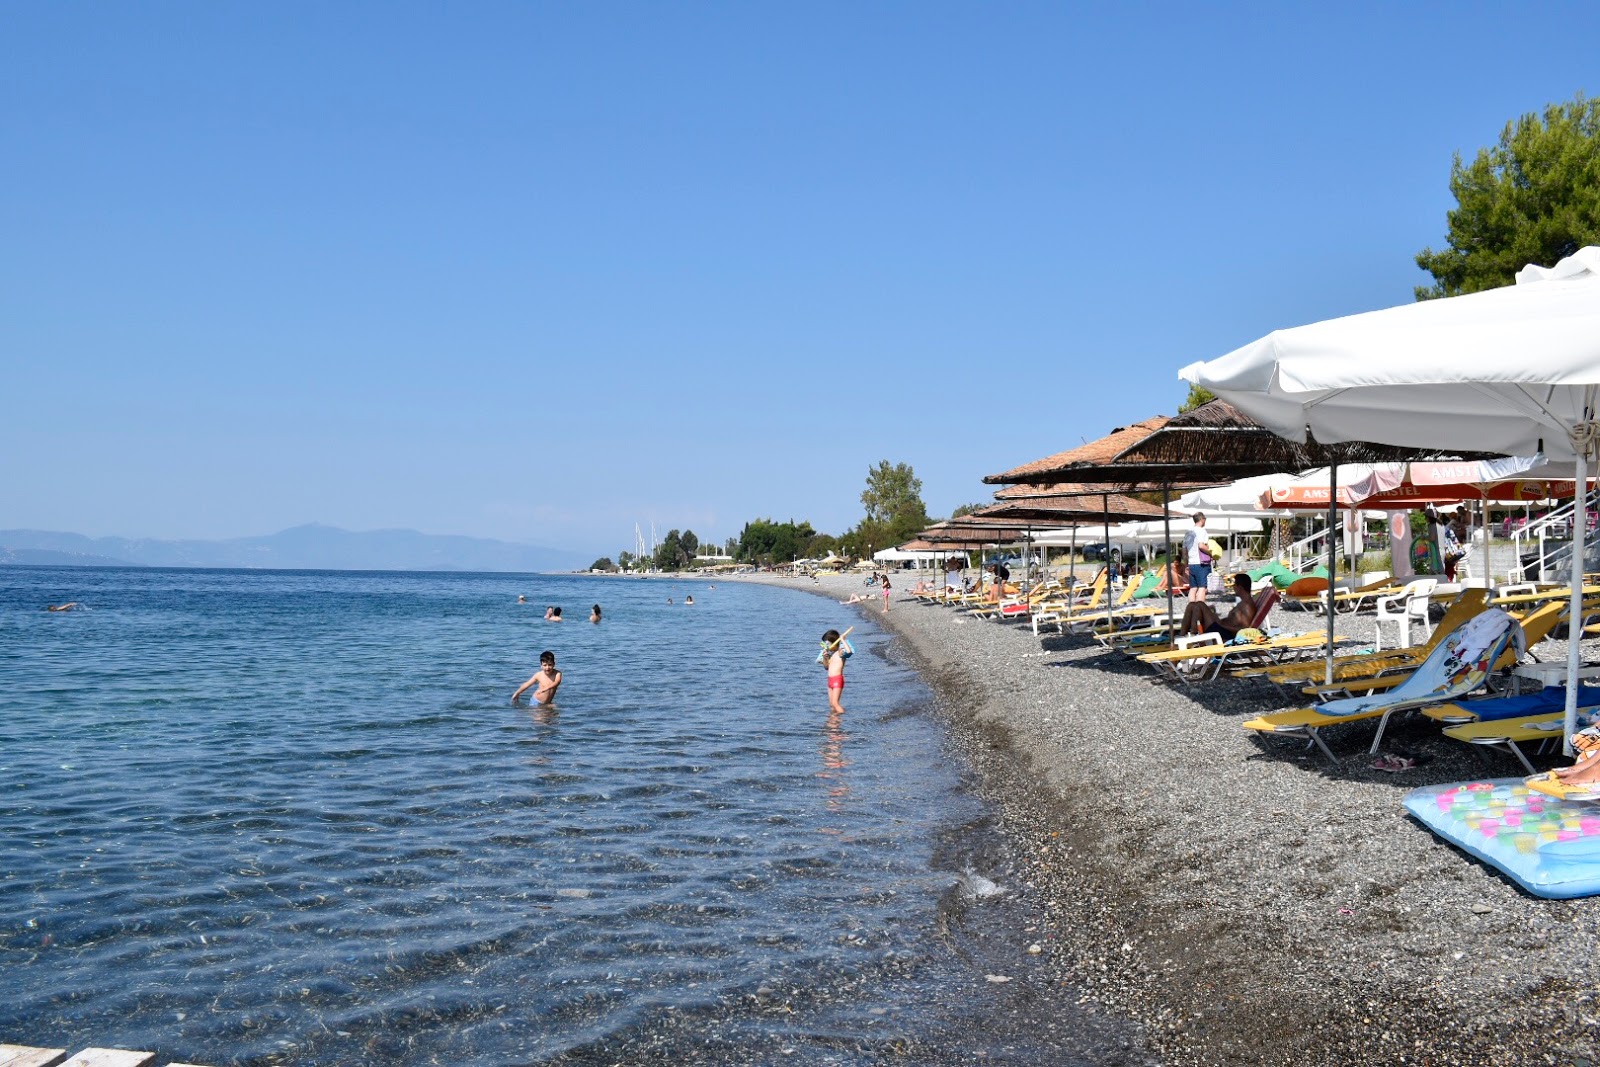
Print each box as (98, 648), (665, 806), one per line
(1241, 608), (1523, 761)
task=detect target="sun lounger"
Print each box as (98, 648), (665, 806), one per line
(1127, 588), (1282, 670)
(1444, 706), (1600, 774)
(1235, 590), (1497, 689)
(1242, 609), (1523, 760)
(1138, 629), (1329, 684)
(1296, 597), (1582, 702)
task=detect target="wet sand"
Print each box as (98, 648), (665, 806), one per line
(747, 571), (1599, 1067)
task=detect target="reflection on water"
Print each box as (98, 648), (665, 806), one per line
(819, 707), (851, 814)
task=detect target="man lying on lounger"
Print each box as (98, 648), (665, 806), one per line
(1179, 573), (1257, 640)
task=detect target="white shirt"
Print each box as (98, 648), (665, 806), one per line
(1185, 526), (1206, 565)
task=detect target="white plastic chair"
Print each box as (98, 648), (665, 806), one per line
(1374, 578), (1438, 651)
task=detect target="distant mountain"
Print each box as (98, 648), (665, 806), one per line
(0, 525), (591, 573)
(0, 546), (136, 567)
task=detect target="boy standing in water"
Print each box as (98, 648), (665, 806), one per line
(821, 629), (847, 714)
(512, 651), (563, 705)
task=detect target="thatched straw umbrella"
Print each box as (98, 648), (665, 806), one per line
(988, 402), (1506, 682)
(971, 497), (1169, 628)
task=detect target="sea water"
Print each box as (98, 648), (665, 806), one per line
(0, 567), (1123, 1065)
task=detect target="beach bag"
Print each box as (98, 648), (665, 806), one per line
(1202, 538), (1224, 563)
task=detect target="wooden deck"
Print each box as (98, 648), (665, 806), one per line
(0, 1046), (213, 1067)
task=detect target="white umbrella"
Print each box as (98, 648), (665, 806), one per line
(1181, 246), (1600, 753)
(1177, 473), (1305, 515)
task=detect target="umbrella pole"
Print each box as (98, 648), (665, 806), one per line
(1103, 494), (1114, 633)
(1326, 464), (1338, 686)
(1161, 485), (1174, 631)
(1070, 525), (1078, 588)
(1565, 444), (1589, 755)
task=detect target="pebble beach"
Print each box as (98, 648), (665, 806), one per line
(751, 571), (1599, 1067)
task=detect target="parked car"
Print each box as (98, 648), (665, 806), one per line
(1080, 543), (1121, 562)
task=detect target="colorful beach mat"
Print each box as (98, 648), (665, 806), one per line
(1403, 779), (1600, 899)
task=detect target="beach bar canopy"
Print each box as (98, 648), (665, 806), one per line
(1181, 245), (1600, 752)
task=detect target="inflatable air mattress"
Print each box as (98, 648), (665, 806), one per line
(1403, 779), (1600, 899)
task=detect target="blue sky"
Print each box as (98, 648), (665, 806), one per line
(4, 3), (1596, 557)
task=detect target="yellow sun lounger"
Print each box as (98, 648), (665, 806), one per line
(1138, 631), (1328, 685)
(1243, 609), (1522, 760)
(1295, 596), (1575, 701)
(1444, 712), (1600, 775)
(1238, 590), (1493, 686)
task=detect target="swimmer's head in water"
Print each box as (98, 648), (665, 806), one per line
(550, 606), (562, 618)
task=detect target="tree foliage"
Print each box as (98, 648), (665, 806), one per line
(1415, 94), (1600, 300)
(1179, 384), (1215, 413)
(589, 557), (616, 572)
(736, 518), (818, 564)
(949, 502), (985, 518)
(652, 529), (687, 571)
(681, 530), (700, 558)
(860, 460), (925, 524)
(848, 460), (930, 556)
(617, 550), (636, 570)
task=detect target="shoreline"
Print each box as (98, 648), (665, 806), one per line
(745, 571), (1596, 1066)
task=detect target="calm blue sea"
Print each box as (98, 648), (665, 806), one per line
(0, 567), (1117, 1066)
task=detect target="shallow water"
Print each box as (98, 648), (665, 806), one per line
(0, 567), (1120, 1065)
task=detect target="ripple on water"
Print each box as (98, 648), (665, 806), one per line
(0, 568), (1117, 1065)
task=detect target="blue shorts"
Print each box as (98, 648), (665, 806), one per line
(1188, 563), (1212, 590)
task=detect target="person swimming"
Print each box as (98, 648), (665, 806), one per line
(685, 595), (694, 605)
(589, 604), (602, 623)
(545, 606), (563, 622)
(45, 602), (80, 612)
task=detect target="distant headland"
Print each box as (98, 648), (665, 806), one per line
(0, 524), (591, 573)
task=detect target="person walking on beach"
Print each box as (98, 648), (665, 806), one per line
(820, 629), (848, 714)
(511, 651), (563, 706)
(879, 571), (891, 613)
(1184, 513), (1211, 603)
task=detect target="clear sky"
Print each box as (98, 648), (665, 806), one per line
(4, 3), (1596, 557)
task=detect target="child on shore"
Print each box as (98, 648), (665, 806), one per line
(511, 651), (563, 706)
(820, 629), (849, 714)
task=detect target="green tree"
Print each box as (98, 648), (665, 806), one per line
(681, 530), (700, 558)
(950, 502), (985, 518)
(618, 550), (636, 571)
(653, 529), (686, 571)
(589, 557), (615, 572)
(856, 460), (930, 551)
(861, 460), (925, 524)
(1415, 94), (1600, 300)
(735, 518), (821, 564)
(1179, 384), (1215, 412)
